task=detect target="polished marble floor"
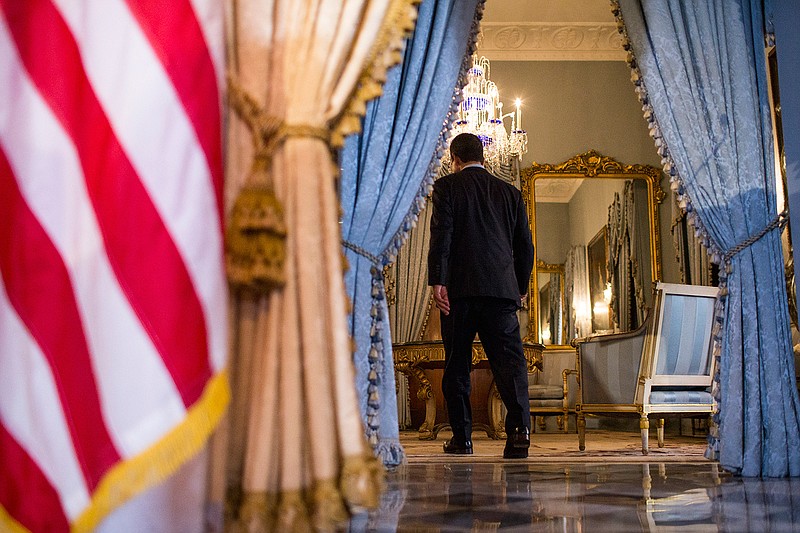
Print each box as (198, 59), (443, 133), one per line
(345, 433), (800, 532)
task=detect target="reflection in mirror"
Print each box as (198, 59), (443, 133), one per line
(521, 151), (665, 347)
(537, 261), (565, 345)
(587, 228), (612, 334)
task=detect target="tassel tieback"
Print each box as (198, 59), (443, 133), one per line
(226, 74), (329, 294)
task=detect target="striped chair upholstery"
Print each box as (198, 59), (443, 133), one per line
(647, 291), (716, 406)
(580, 325), (648, 405)
(649, 390), (713, 404)
(653, 293), (715, 378)
(576, 282), (719, 454)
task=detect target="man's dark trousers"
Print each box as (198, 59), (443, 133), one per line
(440, 296), (531, 443)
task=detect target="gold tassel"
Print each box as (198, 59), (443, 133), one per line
(275, 490), (312, 532)
(311, 480), (348, 531)
(226, 180), (287, 293)
(340, 454), (385, 511)
(225, 77), (288, 294)
(226, 75), (332, 295)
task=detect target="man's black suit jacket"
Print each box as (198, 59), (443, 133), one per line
(428, 165), (534, 305)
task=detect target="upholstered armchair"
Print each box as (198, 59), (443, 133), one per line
(528, 354), (579, 433)
(575, 282), (719, 454)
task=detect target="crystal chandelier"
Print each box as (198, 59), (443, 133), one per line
(448, 55), (528, 169)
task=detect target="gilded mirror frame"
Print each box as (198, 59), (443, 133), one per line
(520, 150), (665, 347)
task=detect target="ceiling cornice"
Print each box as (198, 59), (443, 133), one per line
(477, 22), (626, 61)
(533, 178), (584, 204)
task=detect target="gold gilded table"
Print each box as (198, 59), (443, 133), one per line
(393, 341), (544, 440)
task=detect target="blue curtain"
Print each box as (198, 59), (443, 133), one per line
(616, 0), (800, 476)
(339, 0), (482, 466)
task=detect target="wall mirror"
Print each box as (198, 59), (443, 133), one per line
(521, 150), (665, 348)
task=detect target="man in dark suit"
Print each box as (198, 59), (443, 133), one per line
(428, 132), (534, 459)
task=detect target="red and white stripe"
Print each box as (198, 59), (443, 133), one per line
(0, 0), (227, 530)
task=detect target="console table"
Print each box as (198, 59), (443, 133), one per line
(393, 341), (544, 440)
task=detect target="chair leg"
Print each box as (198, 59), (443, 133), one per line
(641, 464), (652, 500)
(556, 415), (564, 432)
(578, 413), (586, 451)
(487, 381), (506, 440)
(538, 416), (547, 431)
(657, 418), (665, 448)
(640, 414), (650, 455)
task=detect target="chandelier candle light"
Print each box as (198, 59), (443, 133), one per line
(449, 55), (528, 169)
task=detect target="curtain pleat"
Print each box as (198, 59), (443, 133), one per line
(608, 190), (627, 329)
(389, 194), (434, 429)
(608, 181), (650, 332)
(339, 0), (484, 467)
(616, 0), (800, 476)
(390, 204), (435, 344)
(566, 245), (592, 339)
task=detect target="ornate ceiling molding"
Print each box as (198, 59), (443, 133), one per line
(477, 22), (626, 61)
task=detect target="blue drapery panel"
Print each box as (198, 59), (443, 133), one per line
(616, 0), (800, 476)
(339, 0), (482, 466)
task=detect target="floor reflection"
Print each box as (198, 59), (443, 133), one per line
(345, 462), (800, 532)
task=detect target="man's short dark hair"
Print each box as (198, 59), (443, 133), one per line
(450, 133), (484, 164)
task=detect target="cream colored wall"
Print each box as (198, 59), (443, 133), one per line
(489, 61), (659, 168)
(568, 180), (624, 249)
(534, 202), (569, 264)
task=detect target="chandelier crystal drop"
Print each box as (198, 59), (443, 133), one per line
(448, 55), (528, 169)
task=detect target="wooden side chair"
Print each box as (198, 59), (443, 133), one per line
(528, 356), (578, 433)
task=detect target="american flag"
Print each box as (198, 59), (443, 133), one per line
(0, 1), (228, 531)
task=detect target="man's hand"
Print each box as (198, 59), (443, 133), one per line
(520, 293), (528, 308)
(433, 284), (450, 315)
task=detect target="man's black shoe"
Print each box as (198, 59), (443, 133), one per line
(503, 427), (530, 459)
(443, 439), (473, 455)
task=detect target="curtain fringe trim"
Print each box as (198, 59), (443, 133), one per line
(331, 0), (422, 147)
(375, 440), (406, 468)
(341, 0), (488, 277)
(67, 372), (230, 533)
(231, 453), (384, 532)
(613, 1), (790, 469)
(365, 265), (387, 452)
(378, 0), (487, 269)
(0, 507), (28, 533)
(340, 0), (486, 466)
(610, 1), (723, 262)
(336, 0), (425, 468)
(610, 0), (728, 460)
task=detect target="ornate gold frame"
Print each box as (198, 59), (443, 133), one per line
(520, 150), (665, 346)
(535, 259), (567, 346)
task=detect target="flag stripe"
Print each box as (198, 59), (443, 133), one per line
(0, 148), (120, 490)
(0, 0), (228, 527)
(124, 0), (224, 221)
(0, 15), (189, 460)
(0, 272), (90, 521)
(50, 0), (227, 375)
(0, 423), (70, 533)
(0, 0), (214, 406)
(187, 0), (225, 90)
